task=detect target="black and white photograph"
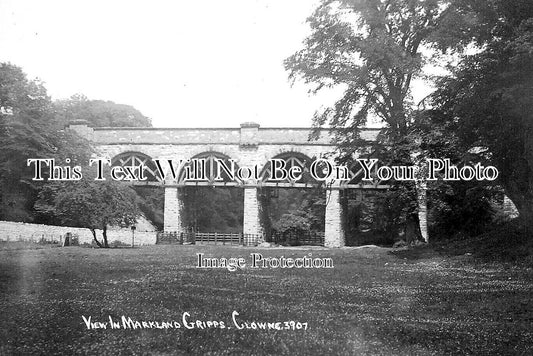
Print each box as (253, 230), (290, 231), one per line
(0, 0), (532, 354)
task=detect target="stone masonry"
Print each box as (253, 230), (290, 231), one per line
(243, 187), (261, 237)
(324, 189), (344, 248)
(163, 187), (184, 232)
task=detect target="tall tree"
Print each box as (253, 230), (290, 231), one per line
(285, 0), (454, 241)
(432, 0), (533, 226)
(285, 0), (498, 241)
(0, 63), (93, 221)
(285, 0), (458, 146)
(0, 64), (53, 182)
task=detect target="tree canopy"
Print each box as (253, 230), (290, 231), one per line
(285, 0), (533, 239)
(287, 0), (440, 145)
(0, 63), (149, 228)
(431, 0), (533, 225)
(54, 94), (152, 127)
(0, 63), (94, 221)
(285, 0), (502, 147)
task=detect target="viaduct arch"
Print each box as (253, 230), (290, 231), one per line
(69, 121), (387, 247)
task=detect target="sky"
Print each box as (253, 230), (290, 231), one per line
(0, 0), (432, 128)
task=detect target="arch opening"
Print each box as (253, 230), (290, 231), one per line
(178, 151), (240, 185)
(179, 152), (244, 234)
(111, 151), (159, 182)
(261, 151), (318, 185)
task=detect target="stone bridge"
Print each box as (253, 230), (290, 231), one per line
(69, 121), (385, 247)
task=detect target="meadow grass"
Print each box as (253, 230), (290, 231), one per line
(0, 243), (531, 355)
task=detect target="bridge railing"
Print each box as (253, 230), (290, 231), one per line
(269, 231), (325, 246)
(156, 232), (261, 246)
(156, 230), (325, 246)
(156, 232), (194, 245)
(196, 232), (240, 245)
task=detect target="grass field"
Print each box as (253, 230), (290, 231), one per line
(0, 243), (532, 355)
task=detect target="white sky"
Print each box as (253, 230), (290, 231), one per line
(0, 0), (433, 128)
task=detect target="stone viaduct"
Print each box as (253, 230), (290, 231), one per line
(68, 121), (385, 247)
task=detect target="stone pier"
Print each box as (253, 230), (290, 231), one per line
(243, 187), (261, 236)
(324, 188), (344, 247)
(163, 187), (184, 232)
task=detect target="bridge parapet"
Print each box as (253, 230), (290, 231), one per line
(68, 122), (380, 146)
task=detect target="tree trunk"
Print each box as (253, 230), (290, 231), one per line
(404, 213), (422, 244)
(410, 152), (429, 243)
(506, 189), (533, 233)
(102, 224), (109, 248)
(416, 181), (429, 243)
(91, 228), (103, 248)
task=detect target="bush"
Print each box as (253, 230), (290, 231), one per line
(429, 181), (498, 238)
(272, 210), (311, 238)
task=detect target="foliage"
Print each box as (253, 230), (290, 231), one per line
(178, 187), (325, 239)
(285, 0), (533, 238)
(0, 63), (54, 194)
(273, 210), (312, 235)
(54, 94), (152, 127)
(51, 94), (157, 227)
(431, 0), (533, 227)
(429, 181), (497, 237)
(35, 176), (140, 248)
(406, 111), (499, 237)
(0, 63), (154, 228)
(182, 187), (243, 233)
(53, 94), (159, 228)
(134, 186), (164, 231)
(284, 0), (464, 239)
(285, 0), (479, 147)
(0, 63), (94, 221)
(266, 188), (325, 235)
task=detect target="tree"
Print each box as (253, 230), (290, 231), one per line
(0, 63), (153, 230)
(54, 94), (152, 127)
(285, 0), (467, 144)
(0, 63), (53, 188)
(0, 63), (93, 221)
(284, 0), (503, 241)
(405, 111), (500, 238)
(431, 0), (533, 227)
(285, 0), (457, 241)
(36, 178), (141, 247)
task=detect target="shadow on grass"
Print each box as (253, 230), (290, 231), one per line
(390, 220), (533, 264)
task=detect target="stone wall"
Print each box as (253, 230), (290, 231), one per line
(0, 221), (157, 246)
